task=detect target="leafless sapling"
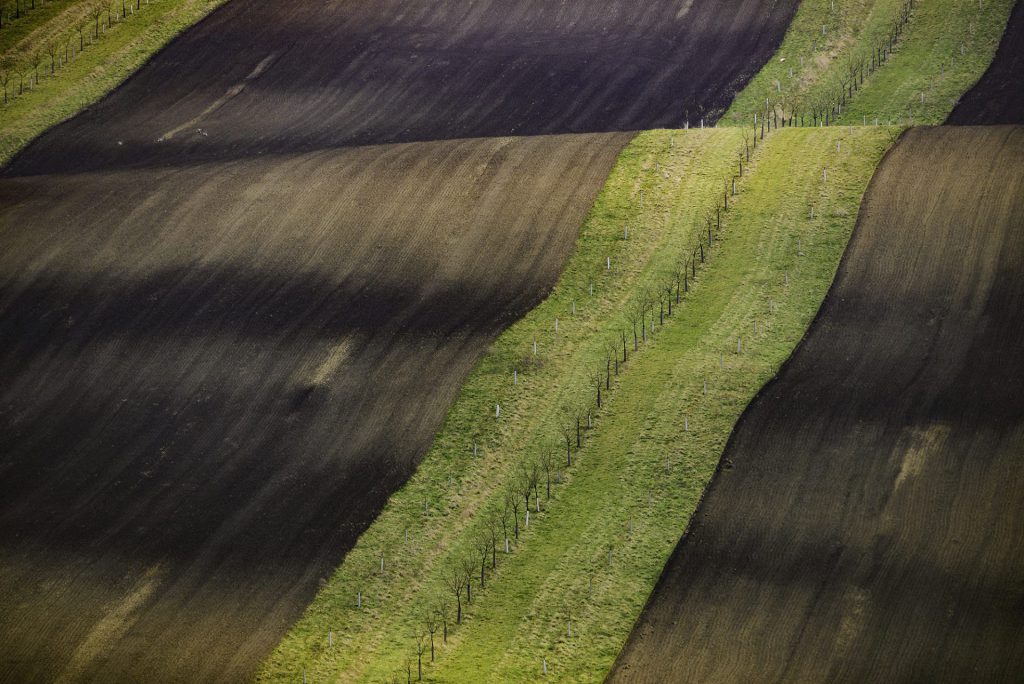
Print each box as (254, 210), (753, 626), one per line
(424, 611), (439, 661)
(539, 450), (555, 500)
(434, 596), (452, 643)
(460, 554), (476, 603)
(484, 511), (499, 567)
(415, 630), (427, 680)
(476, 530), (491, 588)
(443, 560), (467, 623)
(589, 368), (603, 408)
(0, 60), (11, 104)
(626, 301), (642, 351)
(45, 42), (56, 74)
(29, 51), (41, 85)
(90, 3), (103, 38)
(505, 481), (522, 538)
(606, 339), (619, 378)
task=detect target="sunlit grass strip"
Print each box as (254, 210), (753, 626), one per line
(723, 0), (1013, 127)
(258, 126), (897, 683)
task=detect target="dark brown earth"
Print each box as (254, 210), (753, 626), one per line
(0, 0), (800, 681)
(948, 0), (1024, 124)
(3, 0), (798, 177)
(608, 125), (1024, 683)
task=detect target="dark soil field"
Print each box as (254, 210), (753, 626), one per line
(0, 0), (800, 681)
(3, 0), (798, 177)
(608, 125), (1024, 683)
(948, 0), (1024, 124)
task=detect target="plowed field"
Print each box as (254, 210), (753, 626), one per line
(0, 0), (800, 680)
(608, 126), (1024, 683)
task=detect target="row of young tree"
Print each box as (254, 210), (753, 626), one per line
(747, 0), (917, 130)
(0, 0), (64, 30)
(379, 127), (775, 682)
(0, 0), (151, 105)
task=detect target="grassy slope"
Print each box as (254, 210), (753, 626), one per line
(258, 125), (897, 683)
(0, 0), (227, 165)
(1, 0), (86, 55)
(724, 0), (1013, 127)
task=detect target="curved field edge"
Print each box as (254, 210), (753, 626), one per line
(257, 126), (899, 682)
(721, 0), (1014, 127)
(607, 125), (1024, 682)
(0, 0), (228, 166)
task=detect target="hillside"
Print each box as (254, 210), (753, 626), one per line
(259, 125), (897, 683)
(609, 125), (1024, 683)
(0, 0), (800, 680)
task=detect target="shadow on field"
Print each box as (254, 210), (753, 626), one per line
(0, 0), (800, 681)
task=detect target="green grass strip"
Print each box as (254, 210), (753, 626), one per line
(258, 125), (898, 683)
(723, 0), (1013, 127)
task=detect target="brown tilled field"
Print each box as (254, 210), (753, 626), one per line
(0, 135), (627, 682)
(0, 0), (800, 681)
(608, 126), (1024, 683)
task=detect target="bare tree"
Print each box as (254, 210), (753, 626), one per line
(505, 480), (522, 538)
(589, 368), (603, 408)
(476, 529), (491, 588)
(77, 22), (86, 51)
(626, 301), (642, 351)
(29, 51), (42, 86)
(414, 630), (427, 680)
(424, 610), (439, 662)
(495, 497), (512, 552)
(443, 560), (467, 624)
(641, 287), (659, 342)
(434, 596), (452, 643)
(516, 463), (534, 522)
(485, 510), (500, 567)
(460, 554), (476, 604)
(45, 41), (57, 74)
(539, 450), (555, 500)
(0, 59), (12, 104)
(90, 3), (103, 38)
(570, 404), (586, 449)
(663, 277), (675, 317)
(606, 339), (619, 378)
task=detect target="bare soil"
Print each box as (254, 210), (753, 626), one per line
(948, 0), (1024, 124)
(0, 0), (799, 681)
(608, 126), (1024, 683)
(3, 0), (798, 177)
